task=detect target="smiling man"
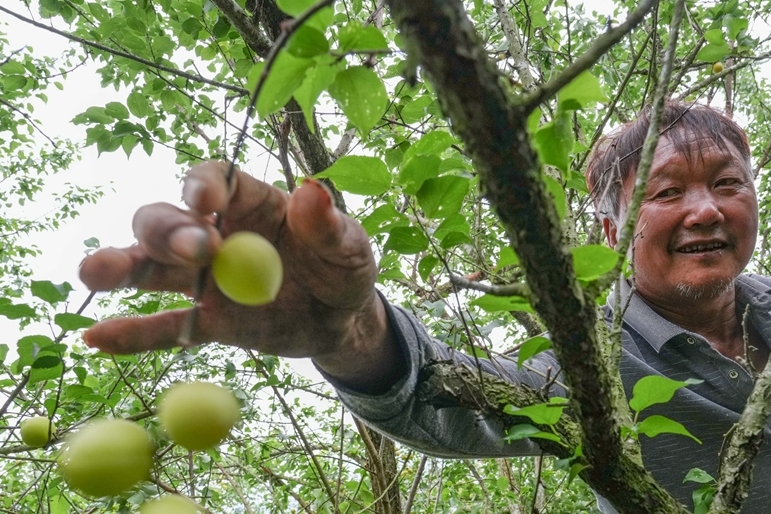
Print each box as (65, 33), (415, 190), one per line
(80, 102), (771, 513)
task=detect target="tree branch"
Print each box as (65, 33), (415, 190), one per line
(383, 0), (689, 511)
(209, 0), (272, 56)
(0, 6), (249, 96)
(492, 0), (535, 90)
(707, 362), (771, 512)
(522, 0), (658, 113)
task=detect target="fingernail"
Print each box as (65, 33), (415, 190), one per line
(182, 177), (205, 208)
(169, 226), (209, 262)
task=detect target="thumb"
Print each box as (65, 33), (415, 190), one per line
(286, 179), (347, 259)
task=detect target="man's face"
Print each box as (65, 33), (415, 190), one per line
(606, 133), (758, 303)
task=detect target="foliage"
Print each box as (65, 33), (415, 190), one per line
(2, 0), (771, 512)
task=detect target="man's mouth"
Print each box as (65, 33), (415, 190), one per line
(677, 242), (727, 253)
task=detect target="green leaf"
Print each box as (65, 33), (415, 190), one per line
(692, 484), (716, 514)
(533, 112), (574, 174)
(704, 28), (726, 45)
(416, 176), (470, 219)
(181, 17), (203, 36)
(418, 255), (440, 281)
(81, 106), (114, 124)
(684, 468), (715, 484)
(31, 281), (73, 304)
(294, 57), (342, 130)
(328, 66), (387, 135)
(516, 336), (551, 369)
(434, 214), (470, 240)
(1, 61), (26, 75)
(403, 132), (458, 162)
(496, 246), (519, 268)
(629, 375), (702, 413)
(3, 75), (28, 91)
(398, 155), (441, 195)
(725, 15), (748, 40)
(105, 101), (130, 120)
(696, 42), (731, 62)
(29, 359), (63, 385)
(360, 204), (409, 236)
(287, 26), (329, 58)
(504, 424), (562, 444)
(570, 245), (620, 281)
(250, 53), (315, 118)
(637, 415), (701, 443)
(54, 313), (97, 331)
(275, 0), (333, 32)
(32, 355), (62, 369)
(0, 344), (8, 364)
(383, 227), (429, 254)
(400, 96), (432, 123)
(543, 175), (567, 220)
(504, 397), (566, 425)
(470, 294), (533, 313)
(439, 231), (472, 249)
(315, 156), (391, 195)
(0, 299), (37, 320)
(558, 71), (607, 111)
(338, 23), (389, 53)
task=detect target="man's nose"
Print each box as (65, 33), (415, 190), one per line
(682, 190), (724, 228)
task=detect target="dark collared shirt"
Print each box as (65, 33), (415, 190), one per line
(325, 275), (771, 513)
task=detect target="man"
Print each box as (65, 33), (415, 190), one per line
(79, 102), (771, 512)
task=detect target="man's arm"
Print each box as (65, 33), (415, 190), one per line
(79, 161), (556, 458)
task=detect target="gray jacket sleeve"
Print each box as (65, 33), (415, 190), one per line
(318, 294), (565, 459)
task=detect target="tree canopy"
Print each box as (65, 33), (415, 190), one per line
(2, 0), (771, 512)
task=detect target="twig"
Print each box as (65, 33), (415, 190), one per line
(493, 0), (535, 90)
(0, 6), (249, 96)
(403, 455), (427, 514)
(522, 0), (658, 112)
(208, 0), (272, 56)
(215, 462), (255, 514)
(676, 49), (771, 100)
(449, 273), (531, 300)
(0, 98), (58, 147)
(250, 353), (339, 511)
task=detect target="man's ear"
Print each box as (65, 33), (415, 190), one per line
(603, 218), (619, 248)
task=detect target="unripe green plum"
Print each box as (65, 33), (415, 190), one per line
(20, 416), (56, 448)
(158, 381), (241, 451)
(140, 494), (205, 514)
(58, 418), (154, 497)
(712, 61), (724, 73)
(212, 231), (283, 306)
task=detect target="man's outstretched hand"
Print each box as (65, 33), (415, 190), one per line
(79, 161), (405, 392)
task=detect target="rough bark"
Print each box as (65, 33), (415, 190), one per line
(354, 418), (403, 514)
(420, 363), (689, 514)
(383, 0), (688, 511)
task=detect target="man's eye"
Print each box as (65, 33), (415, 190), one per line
(655, 189), (678, 198)
(716, 178), (740, 187)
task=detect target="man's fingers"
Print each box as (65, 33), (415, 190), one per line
(83, 309), (202, 354)
(287, 179), (371, 266)
(79, 245), (199, 293)
(132, 203), (221, 266)
(183, 161), (234, 215)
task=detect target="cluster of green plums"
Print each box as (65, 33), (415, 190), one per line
(19, 232), (281, 510)
(22, 382), (240, 512)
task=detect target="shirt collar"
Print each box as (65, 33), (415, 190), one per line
(607, 275), (771, 353)
(607, 279), (686, 352)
